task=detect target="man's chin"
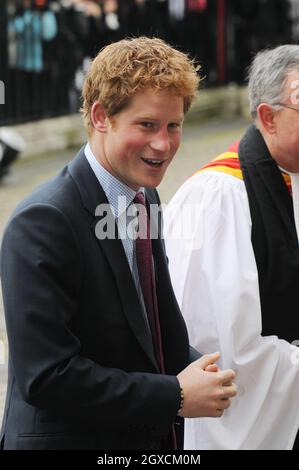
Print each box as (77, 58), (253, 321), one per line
(143, 178), (163, 189)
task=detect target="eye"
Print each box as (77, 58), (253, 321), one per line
(140, 122), (154, 129)
(168, 122), (181, 130)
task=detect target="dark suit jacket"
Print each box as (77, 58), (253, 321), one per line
(0, 148), (191, 450)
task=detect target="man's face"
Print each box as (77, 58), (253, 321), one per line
(272, 70), (299, 172)
(98, 87), (184, 190)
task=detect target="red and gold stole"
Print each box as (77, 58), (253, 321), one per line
(193, 141), (292, 195)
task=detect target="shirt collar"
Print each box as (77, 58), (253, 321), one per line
(84, 142), (144, 218)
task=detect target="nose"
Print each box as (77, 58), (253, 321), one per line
(149, 129), (171, 153)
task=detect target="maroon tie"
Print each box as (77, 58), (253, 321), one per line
(134, 192), (165, 373)
(134, 192), (177, 450)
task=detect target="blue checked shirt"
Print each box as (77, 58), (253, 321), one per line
(85, 143), (150, 330)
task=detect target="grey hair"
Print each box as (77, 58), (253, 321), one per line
(248, 45), (299, 119)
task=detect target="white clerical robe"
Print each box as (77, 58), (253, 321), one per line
(164, 170), (299, 450)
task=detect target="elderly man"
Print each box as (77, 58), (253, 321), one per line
(165, 44), (299, 450)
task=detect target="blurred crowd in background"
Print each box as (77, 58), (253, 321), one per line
(0, 0), (297, 126)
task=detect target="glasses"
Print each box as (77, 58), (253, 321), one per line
(275, 103), (299, 113)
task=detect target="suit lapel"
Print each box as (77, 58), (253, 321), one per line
(146, 188), (190, 373)
(92, 218), (158, 370)
(68, 149), (158, 370)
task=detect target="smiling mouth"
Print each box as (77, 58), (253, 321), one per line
(141, 158), (165, 167)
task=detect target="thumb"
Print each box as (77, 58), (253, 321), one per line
(197, 352), (221, 370)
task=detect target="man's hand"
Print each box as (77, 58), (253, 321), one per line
(205, 363), (219, 372)
(177, 352), (237, 418)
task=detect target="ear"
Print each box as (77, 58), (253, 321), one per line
(90, 101), (108, 133)
(257, 103), (276, 135)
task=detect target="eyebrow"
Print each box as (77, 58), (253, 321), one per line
(136, 116), (184, 123)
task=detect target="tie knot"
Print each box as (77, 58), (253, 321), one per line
(134, 191), (146, 207)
